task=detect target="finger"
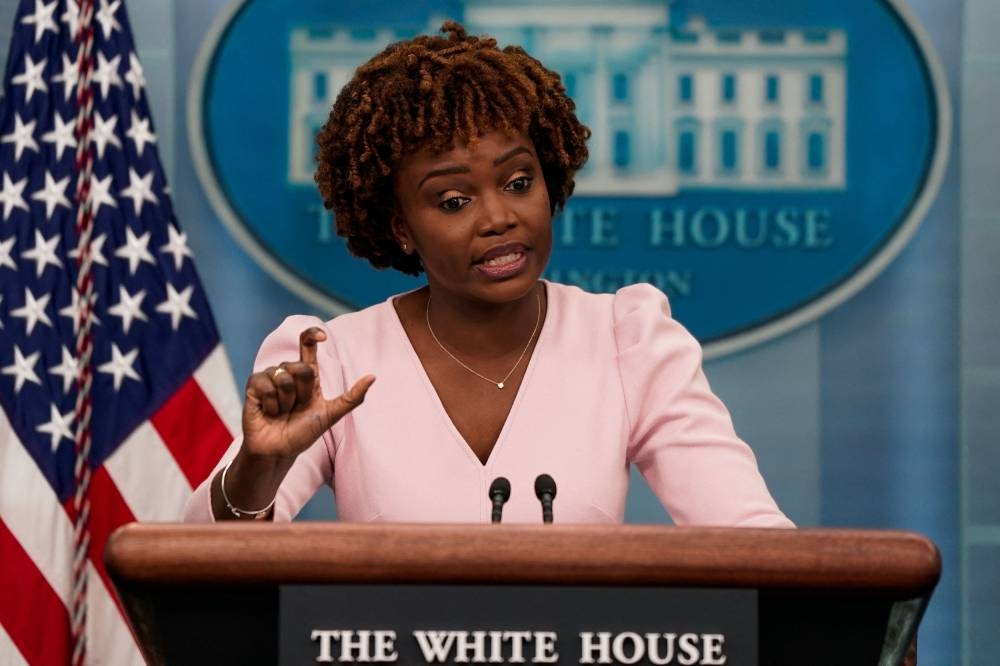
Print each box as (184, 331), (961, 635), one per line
(280, 361), (316, 407)
(246, 370), (281, 417)
(272, 364), (297, 413)
(322, 375), (376, 425)
(299, 326), (327, 369)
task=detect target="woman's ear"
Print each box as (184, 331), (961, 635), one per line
(392, 216), (413, 255)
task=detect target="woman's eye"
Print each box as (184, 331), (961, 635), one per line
(505, 176), (533, 192)
(439, 196), (470, 212)
(438, 197), (470, 213)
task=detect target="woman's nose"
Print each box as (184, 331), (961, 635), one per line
(477, 192), (517, 235)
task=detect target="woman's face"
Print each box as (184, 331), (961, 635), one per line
(393, 131), (552, 305)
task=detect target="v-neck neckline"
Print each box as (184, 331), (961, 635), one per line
(387, 282), (553, 469)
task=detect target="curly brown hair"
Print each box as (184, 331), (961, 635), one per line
(314, 21), (591, 276)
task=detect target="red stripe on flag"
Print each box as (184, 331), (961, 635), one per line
(61, 467), (137, 624)
(81, 467), (136, 616)
(0, 518), (71, 666)
(151, 376), (234, 487)
(58, 466), (146, 661)
(78, 466), (145, 659)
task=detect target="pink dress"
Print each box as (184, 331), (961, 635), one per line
(184, 282), (791, 527)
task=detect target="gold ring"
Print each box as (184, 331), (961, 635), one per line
(273, 367), (287, 378)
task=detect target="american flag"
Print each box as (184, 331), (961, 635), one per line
(0, 1), (240, 664)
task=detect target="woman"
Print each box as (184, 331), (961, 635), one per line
(184, 22), (791, 527)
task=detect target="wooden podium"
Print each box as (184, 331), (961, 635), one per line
(105, 524), (939, 665)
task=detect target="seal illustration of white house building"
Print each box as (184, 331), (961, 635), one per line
(286, 1), (846, 195)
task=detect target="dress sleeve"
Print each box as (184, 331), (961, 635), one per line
(613, 284), (793, 527)
(182, 315), (342, 522)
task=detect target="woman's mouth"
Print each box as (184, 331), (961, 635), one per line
(482, 251), (523, 268)
(475, 249), (529, 280)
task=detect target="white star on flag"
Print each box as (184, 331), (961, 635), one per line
(20, 229), (63, 277)
(95, 0), (122, 39)
(125, 110), (156, 156)
(92, 111), (123, 158)
(11, 53), (48, 102)
(49, 346), (82, 394)
(119, 167), (158, 215)
(51, 53), (79, 102)
(161, 225), (193, 270)
(1, 113), (40, 161)
(114, 226), (156, 275)
(0, 236), (16, 270)
(88, 173), (117, 216)
(11, 287), (53, 334)
(156, 283), (198, 330)
(0, 173), (30, 219)
(68, 232), (109, 267)
(107, 285), (148, 334)
(20, 0), (58, 44)
(1, 345), (42, 393)
(41, 111), (77, 160)
(93, 51), (123, 100)
(124, 52), (146, 99)
(36, 403), (75, 452)
(58, 288), (100, 335)
(98, 342), (141, 391)
(60, 0), (80, 37)
(30, 170), (72, 220)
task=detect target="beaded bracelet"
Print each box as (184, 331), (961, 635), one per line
(220, 458), (276, 519)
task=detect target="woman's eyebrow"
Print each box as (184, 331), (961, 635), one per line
(493, 146), (533, 166)
(418, 165), (469, 189)
(417, 146), (534, 188)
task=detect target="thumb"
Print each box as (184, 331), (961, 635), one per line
(321, 374), (376, 426)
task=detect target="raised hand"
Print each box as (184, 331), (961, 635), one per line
(241, 326), (375, 460)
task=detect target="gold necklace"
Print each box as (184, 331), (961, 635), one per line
(425, 287), (542, 390)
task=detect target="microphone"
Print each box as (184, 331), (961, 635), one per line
(489, 477), (511, 524)
(534, 474), (557, 524)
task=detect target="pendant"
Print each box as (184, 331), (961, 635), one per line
(497, 382), (505, 389)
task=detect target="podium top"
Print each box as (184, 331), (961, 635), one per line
(106, 523), (939, 593)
